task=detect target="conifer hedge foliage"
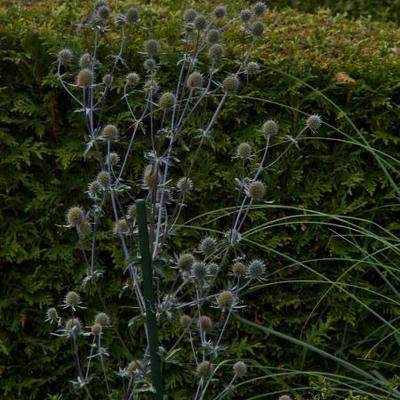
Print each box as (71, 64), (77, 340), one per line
(0, 1), (399, 399)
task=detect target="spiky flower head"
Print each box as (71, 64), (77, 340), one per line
(88, 180), (101, 198)
(217, 290), (234, 310)
(248, 180), (266, 200)
(91, 323), (102, 336)
(159, 92), (176, 111)
(306, 114), (322, 131)
(126, 360), (141, 375)
(246, 61), (260, 75)
(262, 119), (279, 136)
(253, 2), (267, 16)
(240, 9), (253, 22)
(46, 307), (58, 323)
(102, 73), (113, 87)
(233, 361), (247, 377)
(78, 221), (92, 238)
(65, 318), (82, 334)
(223, 75), (240, 94)
(114, 219), (129, 235)
(178, 253), (195, 271)
(144, 58), (156, 71)
(65, 291), (80, 306)
(214, 5), (227, 19)
(196, 361), (214, 377)
(199, 236), (217, 256)
(57, 48), (73, 65)
(236, 142), (252, 159)
(144, 79), (160, 95)
(177, 177), (193, 193)
(194, 14), (208, 31)
(251, 21), (265, 36)
(143, 164), (159, 189)
(77, 68), (93, 88)
(192, 261), (208, 280)
(97, 5), (110, 19)
(184, 8), (197, 23)
(106, 152), (119, 166)
(127, 204), (136, 219)
(207, 29), (221, 44)
(208, 262), (218, 276)
(187, 71), (203, 89)
(208, 43), (225, 60)
(95, 312), (110, 327)
(101, 124), (119, 141)
(198, 315), (213, 333)
(66, 206), (85, 227)
(248, 259), (265, 279)
(232, 261), (247, 277)
(278, 396), (293, 400)
(79, 53), (92, 69)
(144, 39), (160, 57)
(97, 171), (111, 188)
(126, 7), (140, 24)
(126, 72), (140, 87)
(180, 314), (192, 328)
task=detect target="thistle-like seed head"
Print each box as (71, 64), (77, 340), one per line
(248, 180), (266, 200)
(253, 2), (267, 16)
(106, 152), (119, 166)
(66, 206), (85, 227)
(208, 43), (224, 60)
(251, 21), (265, 36)
(46, 307), (58, 321)
(180, 314), (192, 328)
(126, 7), (140, 24)
(65, 318), (82, 333)
(127, 204), (136, 219)
(207, 28), (220, 44)
(248, 259), (265, 279)
(97, 5), (110, 19)
(233, 361), (247, 377)
(91, 323), (102, 336)
(199, 236), (217, 255)
(306, 114), (322, 131)
(144, 79), (160, 95)
(192, 261), (208, 280)
(214, 5), (227, 19)
(76, 68), (93, 88)
(57, 48), (73, 65)
(177, 177), (193, 193)
(240, 9), (253, 22)
(126, 360), (141, 375)
(194, 14), (208, 31)
(246, 61), (260, 75)
(144, 58), (157, 71)
(101, 124), (119, 141)
(79, 53), (92, 69)
(88, 180), (101, 198)
(143, 164), (159, 189)
(237, 142), (252, 159)
(196, 361), (214, 377)
(65, 291), (80, 306)
(95, 312), (110, 327)
(126, 72), (140, 87)
(97, 171), (111, 188)
(217, 290), (234, 310)
(114, 219), (129, 235)
(208, 262), (218, 276)
(232, 261), (247, 277)
(223, 75), (240, 94)
(178, 253), (195, 271)
(198, 315), (213, 333)
(183, 8), (197, 23)
(262, 119), (279, 136)
(187, 72), (203, 89)
(102, 73), (113, 87)
(78, 221), (92, 238)
(144, 39), (160, 57)
(159, 92), (176, 111)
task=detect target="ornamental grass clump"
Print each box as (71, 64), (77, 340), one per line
(48, 1), (322, 398)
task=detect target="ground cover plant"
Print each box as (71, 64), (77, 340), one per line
(1, 0), (400, 399)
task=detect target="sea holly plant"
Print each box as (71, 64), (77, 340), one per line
(47, 1), (321, 399)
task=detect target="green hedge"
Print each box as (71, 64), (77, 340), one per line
(1, 1), (400, 398)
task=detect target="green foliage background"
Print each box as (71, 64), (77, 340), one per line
(0, 0), (400, 398)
